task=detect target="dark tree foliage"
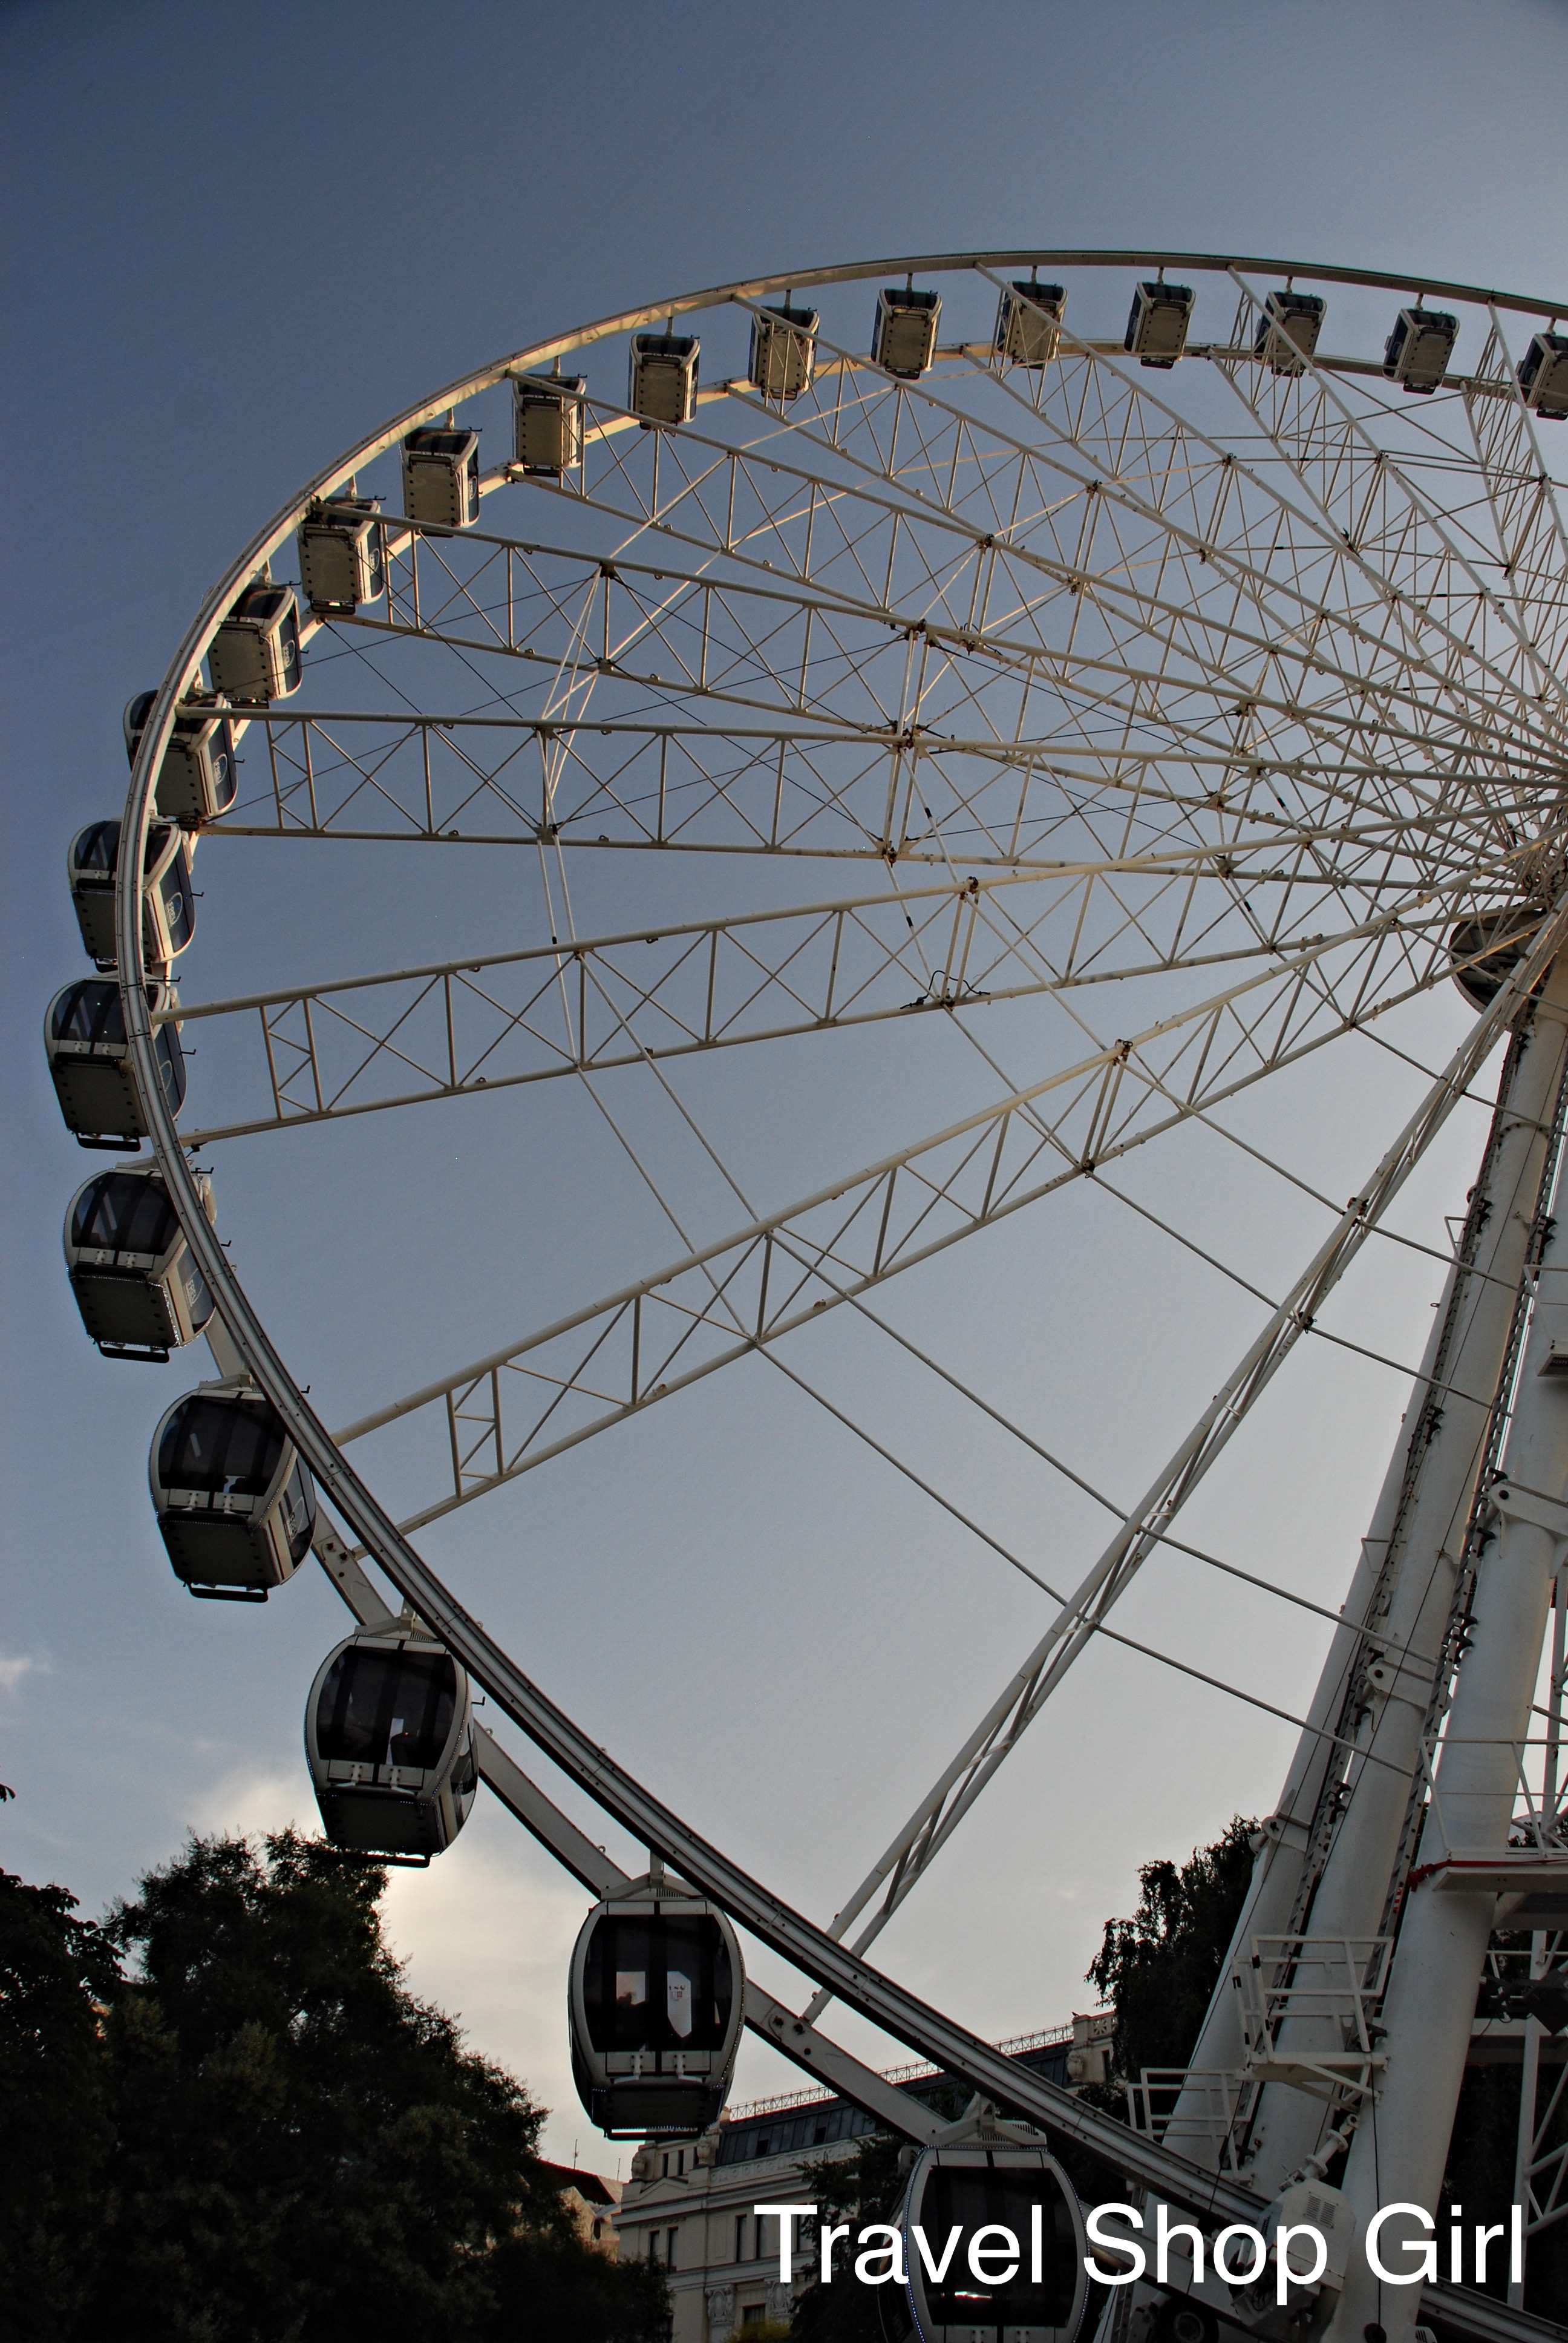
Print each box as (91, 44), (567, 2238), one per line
(789, 2129), (910, 2342)
(1086, 1816), (1257, 2083)
(0, 1870), (120, 2340)
(0, 1833), (668, 2343)
(1440, 2062), (1568, 2320)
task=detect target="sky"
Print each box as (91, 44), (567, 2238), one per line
(4, 0), (1568, 2170)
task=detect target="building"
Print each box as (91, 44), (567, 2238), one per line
(540, 2160), (622, 2256)
(613, 2019), (1108, 2343)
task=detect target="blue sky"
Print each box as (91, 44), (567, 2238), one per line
(4, 0), (1567, 2164)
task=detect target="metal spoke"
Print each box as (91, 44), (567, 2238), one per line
(104, 256), (1568, 2342)
(330, 899), (1498, 1527)
(169, 871), (1465, 1143)
(797, 912), (1568, 2011)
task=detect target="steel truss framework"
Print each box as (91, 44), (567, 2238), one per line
(106, 251), (1568, 2342)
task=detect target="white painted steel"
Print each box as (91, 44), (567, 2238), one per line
(1325, 1160), (1568, 2343)
(1183, 968), (1568, 2191)
(100, 252), (1568, 2339)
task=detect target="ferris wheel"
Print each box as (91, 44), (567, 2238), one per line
(51, 251), (1568, 2343)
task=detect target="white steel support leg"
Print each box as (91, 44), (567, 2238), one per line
(1508, 1567), (1561, 2306)
(1165, 1304), (1451, 2163)
(1509, 1944), (1545, 2310)
(1324, 1179), (1568, 2343)
(1169, 978), (1568, 2178)
(1238, 976), (1568, 2197)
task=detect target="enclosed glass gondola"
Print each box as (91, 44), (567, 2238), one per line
(1125, 280), (1195, 369)
(513, 372), (588, 473)
(748, 303), (819, 401)
(68, 818), (195, 972)
(895, 2133), (1088, 2343)
(1253, 288), (1325, 376)
(872, 284), (941, 379)
(123, 689), (238, 826)
(401, 428), (481, 529)
(629, 333), (700, 427)
(63, 1164), (217, 1360)
(569, 1875), (743, 2137)
(1518, 329), (1568, 421)
(297, 495), (385, 615)
(44, 978), (185, 1149)
(1383, 304), (1458, 393)
(305, 1627), (477, 1860)
(207, 582), (301, 704)
(149, 1383), (316, 1600)
(995, 280), (1066, 369)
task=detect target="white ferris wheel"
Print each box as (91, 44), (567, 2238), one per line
(50, 250), (1568, 2343)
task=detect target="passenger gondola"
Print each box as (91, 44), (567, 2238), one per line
(897, 2127), (1088, 2343)
(401, 428), (481, 529)
(149, 1383), (315, 1600)
(1518, 330), (1568, 421)
(872, 284), (941, 379)
(629, 333), (700, 427)
(513, 372), (588, 473)
(63, 1164), (217, 1360)
(208, 582), (301, 704)
(305, 1627), (477, 1860)
(1125, 280), (1195, 369)
(568, 1874), (743, 2137)
(1253, 289), (1325, 376)
(748, 303), (819, 401)
(45, 978), (185, 1149)
(123, 689), (238, 826)
(995, 280), (1066, 369)
(68, 819), (195, 972)
(1383, 305), (1458, 394)
(298, 495), (385, 615)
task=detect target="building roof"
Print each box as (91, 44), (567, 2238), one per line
(714, 2028), (1077, 2168)
(540, 2160), (621, 2207)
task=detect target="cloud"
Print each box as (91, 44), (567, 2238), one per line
(187, 1765), (313, 1841)
(379, 1810), (599, 2169)
(0, 1652), (49, 1697)
(174, 1770), (607, 2174)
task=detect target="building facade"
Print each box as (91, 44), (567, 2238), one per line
(539, 2159), (622, 2255)
(613, 2023), (1101, 2343)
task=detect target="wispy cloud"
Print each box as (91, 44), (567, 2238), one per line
(381, 1815), (596, 2166)
(0, 1652), (49, 1697)
(188, 1765), (312, 1840)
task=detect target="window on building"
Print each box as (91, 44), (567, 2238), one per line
(754, 2214), (766, 2261)
(661, 2152), (669, 2178)
(740, 2309), (766, 2329)
(735, 2214), (746, 2264)
(677, 2149), (685, 2175)
(667, 2226), (679, 2269)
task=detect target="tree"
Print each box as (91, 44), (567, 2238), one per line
(0, 1869), (119, 2339)
(1086, 1817), (1256, 2085)
(1446, 1951), (1568, 2318)
(0, 1832), (668, 2343)
(788, 2129), (909, 2343)
(1084, 1829), (1568, 2321)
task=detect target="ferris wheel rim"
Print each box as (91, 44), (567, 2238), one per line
(100, 254), (1568, 2252)
(132, 246), (1568, 721)
(118, 235), (1568, 1624)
